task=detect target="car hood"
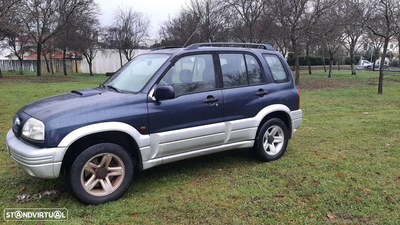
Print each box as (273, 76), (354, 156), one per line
(21, 88), (136, 121)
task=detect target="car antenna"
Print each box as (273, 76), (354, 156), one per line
(182, 28), (200, 48)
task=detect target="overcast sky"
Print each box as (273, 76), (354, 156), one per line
(96, 0), (190, 38)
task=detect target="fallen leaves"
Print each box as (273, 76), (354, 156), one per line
(326, 214), (335, 220)
(275, 193), (285, 198)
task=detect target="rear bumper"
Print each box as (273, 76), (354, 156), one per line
(290, 109), (303, 137)
(5, 129), (66, 179)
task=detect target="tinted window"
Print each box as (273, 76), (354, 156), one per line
(159, 54), (216, 96)
(220, 54), (247, 87)
(219, 54), (264, 88)
(246, 55), (263, 85)
(263, 54), (288, 81)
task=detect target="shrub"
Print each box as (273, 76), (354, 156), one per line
(287, 55), (327, 66)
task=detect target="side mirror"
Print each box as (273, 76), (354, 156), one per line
(153, 85), (175, 101)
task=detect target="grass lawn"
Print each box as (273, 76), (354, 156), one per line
(0, 70), (399, 224)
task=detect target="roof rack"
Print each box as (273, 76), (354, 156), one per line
(150, 46), (181, 51)
(185, 42), (275, 51)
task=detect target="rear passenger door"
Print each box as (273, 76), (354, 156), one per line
(219, 53), (272, 122)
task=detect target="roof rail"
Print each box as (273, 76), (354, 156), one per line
(185, 42), (275, 51)
(151, 46), (181, 51)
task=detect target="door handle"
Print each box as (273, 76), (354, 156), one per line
(255, 89), (268, 97)
(203, 96), (219, 104)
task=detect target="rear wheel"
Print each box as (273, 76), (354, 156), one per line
(253, 118), (289, 162)
(69, 143), (133, 205)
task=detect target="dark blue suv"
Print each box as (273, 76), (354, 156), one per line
(6, 43), (302, 204)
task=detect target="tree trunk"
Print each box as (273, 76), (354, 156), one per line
(372, 49), (379, 71)
(75, 51), (78, 73)
(292, 39), (300, 85)
(0, 67), (3, 78)
(119, 49), (123, 68)
(50, 53), (54, 75)
(89, 61), (93, 76)
(350, 44), (356, 75)
(63, 48), (67, 76)
(43, 52), (51, 73)
(19, 59), (23, 75)
(328, 55), (333, 78)
(378, 39), (389, 94)
(306, 44), (311, 74)
(36, 43), (42, 76)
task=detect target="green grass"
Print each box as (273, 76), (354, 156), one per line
(0, 70), (399, 224)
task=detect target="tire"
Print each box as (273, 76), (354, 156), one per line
(253, 118), (289, 162)
(69, 143), (134, 205)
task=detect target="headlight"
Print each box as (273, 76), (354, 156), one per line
(22, 118), (45, 141)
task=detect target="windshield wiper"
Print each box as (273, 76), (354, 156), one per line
(105, 85), (122, 93)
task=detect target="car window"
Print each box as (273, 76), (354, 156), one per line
(104, 54), (170, 92)
(220, 54), (247, 87)
(263, 54), (288, 82)
(246, 55), (264, 85)
(159, 54), (216, 96)
(219, 53), (264, 88)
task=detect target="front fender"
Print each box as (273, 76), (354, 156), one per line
(55, 122), (150, 162)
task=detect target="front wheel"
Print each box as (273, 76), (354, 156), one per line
(253, 118), (289, 162)
(69, 143), (134, 205)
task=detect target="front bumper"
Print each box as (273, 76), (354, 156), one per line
(5, 129), (66, 179)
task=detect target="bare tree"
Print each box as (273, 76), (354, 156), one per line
(0, 0), (20, 39)
(272, 0), (336, 85)
(159, 9), (200, 47)
(0, 0), (21, 78)
(22, 0), (93, 76)
(364, 32), (384, 71)
(315, 3), (346, 78)
(7, 34), (30, 75)
(106, 8), (150, 66)
(221, 0), (271, 43)
(187, 0), (228, 42)
(75, 20), (101, 76)
(54, 1), (99, 76)
(342, 0), (366, 75)
(363, 0), (400, 94)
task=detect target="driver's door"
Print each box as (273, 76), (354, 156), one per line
(147, 54), (225, 158)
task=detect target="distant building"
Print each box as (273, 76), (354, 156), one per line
(358, 38), (399, 59)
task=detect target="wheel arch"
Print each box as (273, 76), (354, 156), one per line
(57, 122), (150, 175)
(254, 105), (292, 140)
(60, 131), (143, 176)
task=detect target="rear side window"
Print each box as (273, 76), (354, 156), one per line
(219, 53), (264, 88)
(263, 54), (288, 82)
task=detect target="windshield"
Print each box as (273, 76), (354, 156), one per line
(103, 54), (170, 92)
